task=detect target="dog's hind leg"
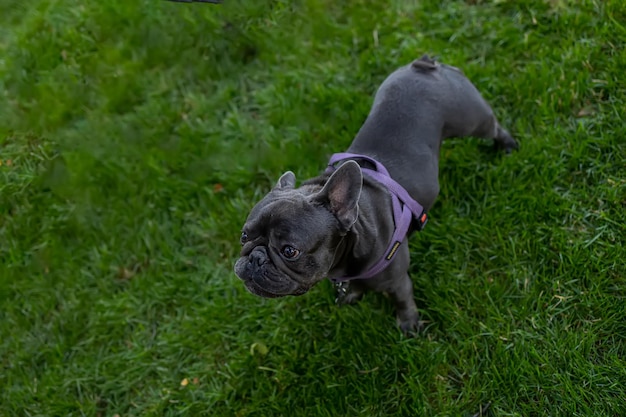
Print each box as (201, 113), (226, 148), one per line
(445, 111), (519, 154)
(472, 115), (519, 154)
(492, 123), (519, 153)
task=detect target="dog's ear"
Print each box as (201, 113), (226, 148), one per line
(312, 161), (362, 231)
(275, 171), (296, 190)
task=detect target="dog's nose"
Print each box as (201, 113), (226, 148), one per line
(249, 248), (267, 267)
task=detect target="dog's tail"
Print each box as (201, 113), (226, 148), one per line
(411, 55), (438, 72)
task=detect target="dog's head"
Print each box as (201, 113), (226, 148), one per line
(234, 161), (362, 297)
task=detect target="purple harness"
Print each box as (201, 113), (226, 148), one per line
(326, 153), (428, 282)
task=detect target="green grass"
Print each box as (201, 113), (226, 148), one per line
(1, 0), (625, 415)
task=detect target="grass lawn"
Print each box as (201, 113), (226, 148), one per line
(1, 0), (625, 415)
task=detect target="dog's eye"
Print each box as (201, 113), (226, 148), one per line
(281, 245), (300, 259)
(240, 232), (249, 245)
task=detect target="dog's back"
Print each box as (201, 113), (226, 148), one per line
(378, 55), (498, 140)
(347, 56), (517, 209)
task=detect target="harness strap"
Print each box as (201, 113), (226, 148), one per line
(326, 153), (428, 281)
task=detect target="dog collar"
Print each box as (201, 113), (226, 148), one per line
(325, 152), (428, 282)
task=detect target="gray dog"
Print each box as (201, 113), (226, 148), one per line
(234, 55), (518, 334)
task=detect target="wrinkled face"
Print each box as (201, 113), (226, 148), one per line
(235, 162), (362, 298)
(234, 188), (343, 298)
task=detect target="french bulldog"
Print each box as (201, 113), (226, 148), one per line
(234, 55), (518, 334)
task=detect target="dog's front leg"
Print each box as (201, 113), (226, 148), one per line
(389, 272), (422, 335)
(372, 243), (423, 335)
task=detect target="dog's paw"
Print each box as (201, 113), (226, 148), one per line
(495, 139), (519, 154)
(494, 128), (519, 154)
(397, 310), (424, 336)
